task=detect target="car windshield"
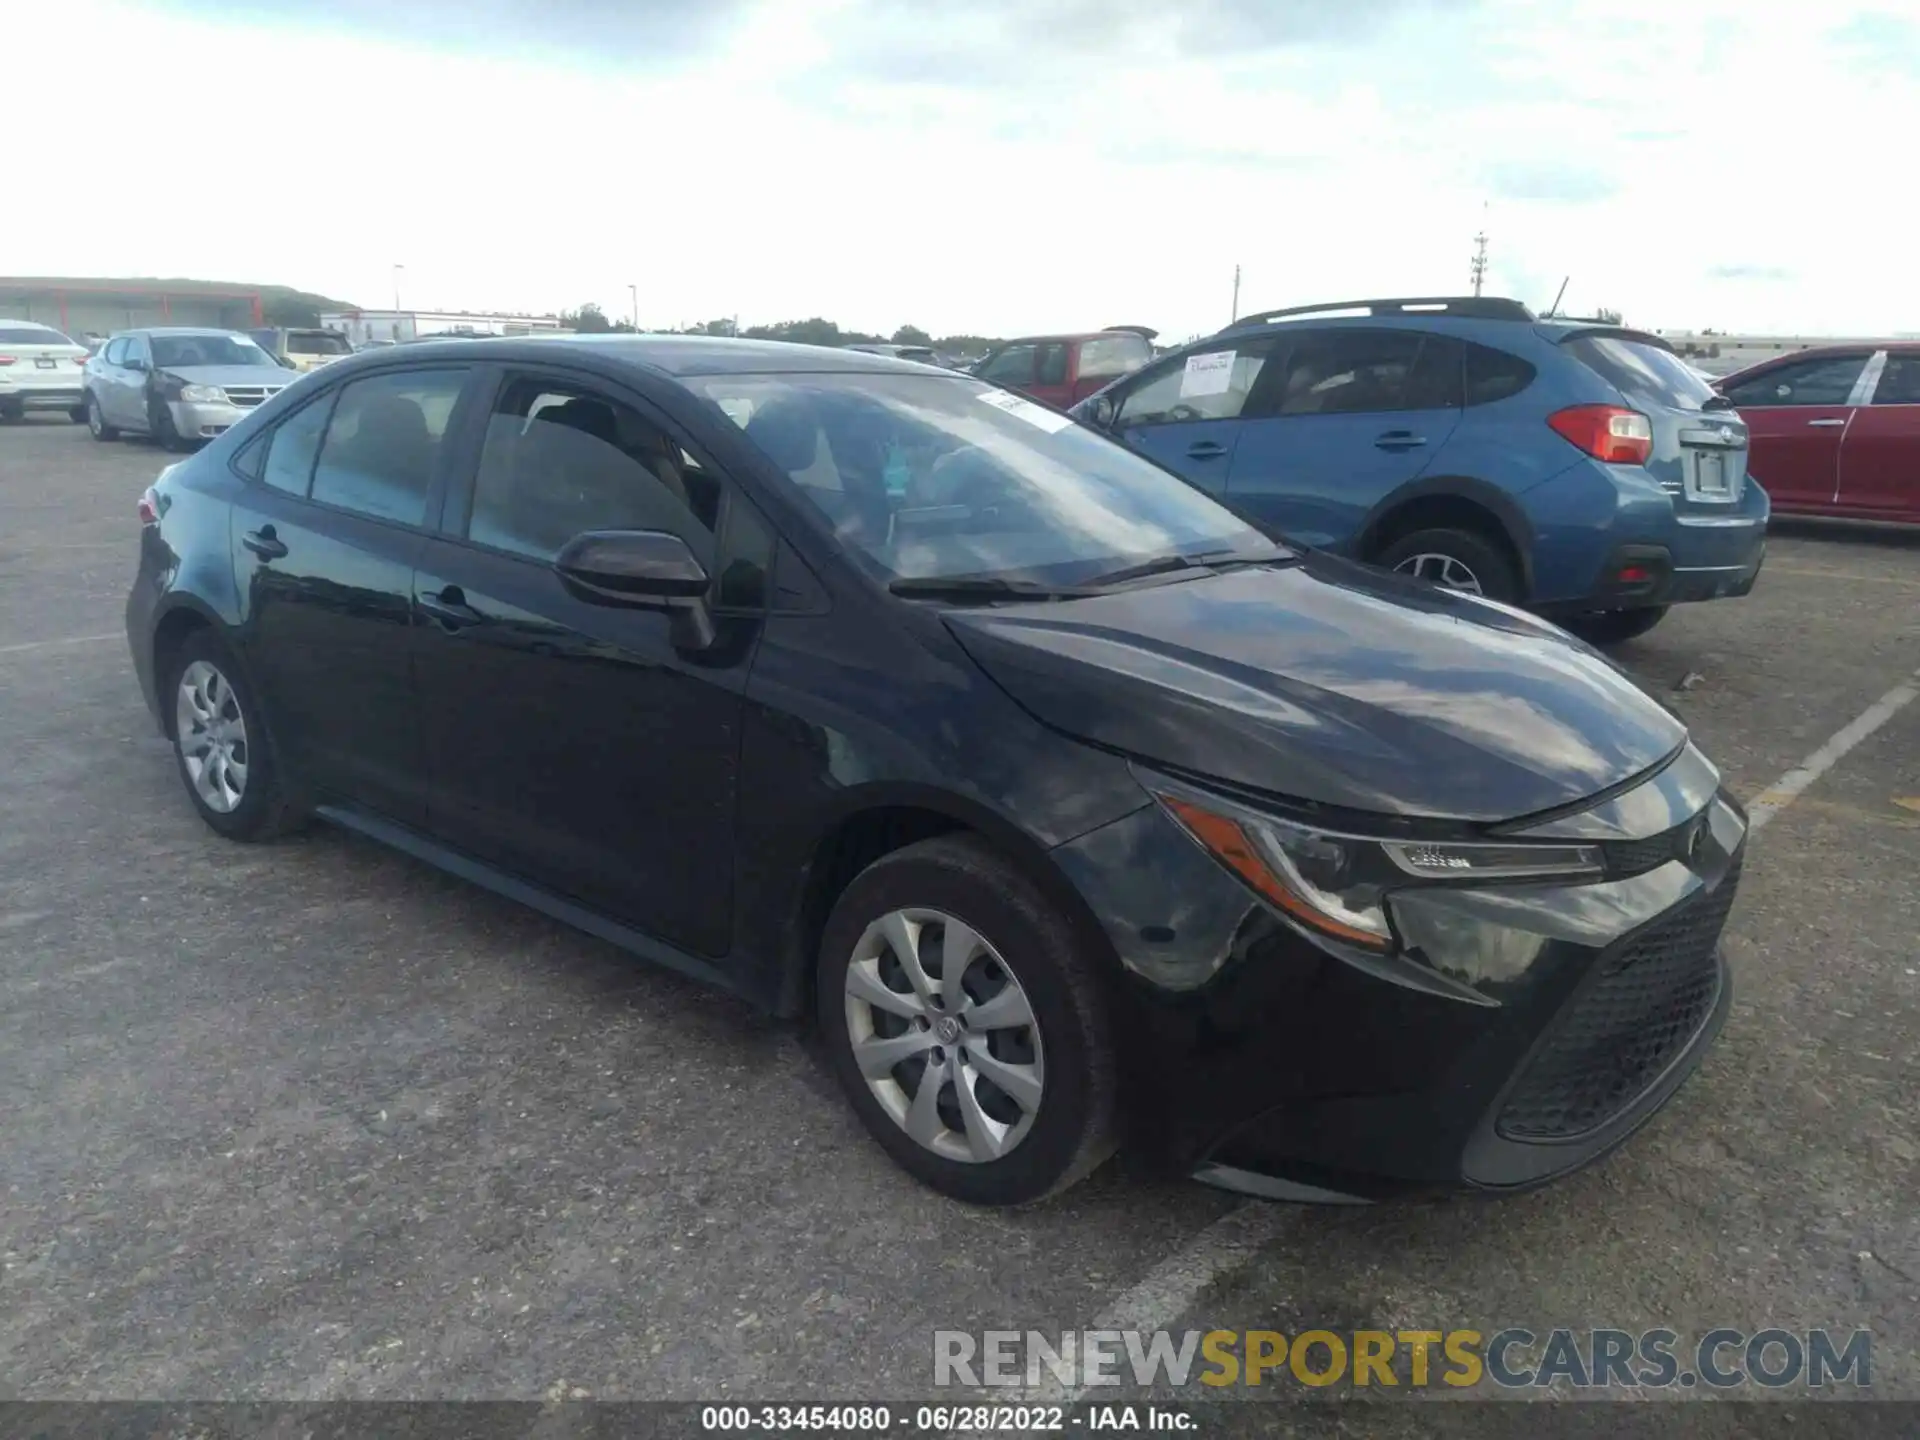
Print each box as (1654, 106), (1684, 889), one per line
(288, 332), (352, 355)
(693, 372), (1284, 586)
(0, 325), (75, 345)
(151, 335), (278, 369)
(1565, 334), (1720, 412)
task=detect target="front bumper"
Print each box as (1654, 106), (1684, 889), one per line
(167, 398), (249, 440)
(1051, 750), (1745, 1201)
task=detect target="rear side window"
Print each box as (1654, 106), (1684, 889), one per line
(1566, 334), (1718, 412)
(1277, 330), (1426, 416)
(1870, 354), (1920, 406)
(1721, 353), (1868, 408)
(1078, 333), (1152, 380)
(308, 369), (466, 525)
(1037, 343), (1069, 386)
(1464, 342), (1537, 406)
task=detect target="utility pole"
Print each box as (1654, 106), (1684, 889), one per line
(392, 263), (405, 313)
(628, 284), (639, 331)
(1469, 227), (1488, 298)
(1231, 264), (1242, 323)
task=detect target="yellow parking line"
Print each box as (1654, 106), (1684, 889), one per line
(1770, 566), (1920, 589)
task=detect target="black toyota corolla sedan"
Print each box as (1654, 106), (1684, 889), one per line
(126, 336), (1746, 1206)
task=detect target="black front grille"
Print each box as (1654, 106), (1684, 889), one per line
(1497, 866), (1738, 1141)
(1601, 815), (1706, 877)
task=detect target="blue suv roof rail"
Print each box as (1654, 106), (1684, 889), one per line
(1222, 296), (1535, 333)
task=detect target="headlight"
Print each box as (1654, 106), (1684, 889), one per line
(179, 383), (226, 403)
(1148, 777), (1603, 953)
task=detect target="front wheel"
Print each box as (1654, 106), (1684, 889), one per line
(69, 404), (88, 424)
(818, 835), (1118, 1206)
(87, 393), (120, 441)
(1563, 606), (1670, 647)
(150, 398), (188, 452)
(1374, 527), (1521, 604)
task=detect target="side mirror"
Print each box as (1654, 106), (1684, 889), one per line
(126, 357), (149, 373)
(555, 529), (715, 644)
(1081, 393), (1117, 429)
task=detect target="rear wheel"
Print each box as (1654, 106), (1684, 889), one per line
(1374, 526), (1521, 604)
(817, 835), (1117, 1206)
(86, 393), (119, 441)
(0, 402), (21, 424)
(1563, 606), (1670, 646)
(167, 630), (303, 841)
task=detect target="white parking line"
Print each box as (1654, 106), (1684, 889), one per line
(0, 631), (121, 658)
(1747, 666), (1920, 832)
(1011, 1202), (1292, 1406)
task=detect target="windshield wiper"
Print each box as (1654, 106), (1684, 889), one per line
(1082, 550), (1283, 589)
(887, 575), (1095, 603)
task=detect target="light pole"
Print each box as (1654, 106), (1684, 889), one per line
(628, 284), (638, 331)
(392, 264), (405, 314)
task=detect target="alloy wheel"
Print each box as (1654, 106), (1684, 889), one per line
(842, 907), (1045, 1164)
(87, 396), (105, 437)
(175, 659), (250, 813)
(1393, 552), (1484, 594)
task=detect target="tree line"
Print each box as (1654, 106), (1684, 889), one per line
(556, 304), (1000, 355)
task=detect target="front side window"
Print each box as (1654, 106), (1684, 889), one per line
(1871, 353), (1920, 406)
(978, 345), (1037, 385)
(1036, 344), (1068, 386)
(466, 377), (715, 564)
(1116, 342), (1271, 426)
(1277, 330), (1427, 416)
(1722, 353), (1868, 408)
(308, 369), (466, 525)
(150, 334), (278, 369)
(102, 338), (129, 366)
(692, 372), (1281, 585)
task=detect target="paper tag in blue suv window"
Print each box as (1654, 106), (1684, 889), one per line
(1180, 350), (1235, 398)
(977, 388), (1074, 433)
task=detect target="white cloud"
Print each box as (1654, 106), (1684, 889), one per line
(9, 0), (1915, 337)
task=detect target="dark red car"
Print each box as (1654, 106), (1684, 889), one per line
(971, 328), (1156, 409)
(1717, 343), (1920, 522)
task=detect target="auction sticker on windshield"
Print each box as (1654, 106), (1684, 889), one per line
(978, 388), (1074, 432)
(1180, 351), (1235, 398)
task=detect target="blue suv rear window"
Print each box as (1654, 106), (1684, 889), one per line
(1565, 334), (1716, 412)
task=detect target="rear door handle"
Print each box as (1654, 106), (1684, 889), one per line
(241, 526), (287, 560)
(1806, 418), (1848, 428)
(1374, 430), (1427, 449)
(418, 585), (485, 629)
(1185, 441), (1228, 459)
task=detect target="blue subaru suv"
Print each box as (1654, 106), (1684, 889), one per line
(1069, 296), (1768, 644)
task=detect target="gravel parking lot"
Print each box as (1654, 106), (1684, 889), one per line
(2, 415), (1916, 1404)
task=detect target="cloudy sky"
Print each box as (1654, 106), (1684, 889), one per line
(14, 0), (1919, 339)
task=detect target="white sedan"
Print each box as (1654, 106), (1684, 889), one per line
(0, 321), (89, 423)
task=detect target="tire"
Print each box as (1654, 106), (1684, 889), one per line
(69, 404), (88, 424)
(0, 403), (21, 424)
(1563, 606), (1670, 647)
(166, 630), (303, 841)
(1373, 526), (1521, 604)
(150, 397), (188, 452)
(86, 392), (120, 441)
(817, 835), (1118, 1206)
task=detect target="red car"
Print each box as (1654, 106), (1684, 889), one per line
(971, 327), (1155, 409)
(1717, 343), (1920, 522)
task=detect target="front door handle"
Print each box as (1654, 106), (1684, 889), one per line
(1185, 441), (1228, 459)
(1806, 418), (1848, 428)
(418, 586), (485, 629)
(1375, 430), (1428, 450)
(241, 526), (287, 560)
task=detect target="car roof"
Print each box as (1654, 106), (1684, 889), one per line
(364, 333), (956, 377)
(116, 326), (245, 338)
(997, 332), (1145, 347)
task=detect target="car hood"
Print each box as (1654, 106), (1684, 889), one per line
(943, 555), (1686, 825)
(162, 365), (296, 388)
